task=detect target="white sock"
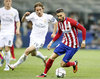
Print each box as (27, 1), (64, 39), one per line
(13, 53), (27, 67)
(5, 51), (11, 67)
(36, 51), (45, 61)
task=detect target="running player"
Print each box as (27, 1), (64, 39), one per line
(8, 2), (57, 70)
(37, 8), (86, 77)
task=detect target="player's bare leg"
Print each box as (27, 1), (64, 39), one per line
(8, 45), (48, 70)
(8, 45), (35, 70)
(31, 51), (48, 66)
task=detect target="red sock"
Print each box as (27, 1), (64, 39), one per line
(44, 59), (54, 74)
(0, 54), (3, 59)
(10, 45), (15, 58)
(65, 62), (75, 67)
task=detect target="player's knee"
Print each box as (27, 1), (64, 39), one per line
(49, 52), (58, 60)
(25, 48), (30, 55)
(5, 50), (9, 52)
(5, 48), (10, 52)
(49, 56), (56, 60)
(61, 61), (66, 67)
(31, 52), (36, 56)
(61, 63), (66, 67)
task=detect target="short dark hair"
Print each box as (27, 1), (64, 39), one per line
(34, 2), (44, 10)
(56, 8), (64, 13)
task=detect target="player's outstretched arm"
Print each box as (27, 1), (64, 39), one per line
(21, 12), (30, 22)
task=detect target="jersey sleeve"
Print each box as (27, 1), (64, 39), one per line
(26, 13), (34, 21)
(70, 18), (86, 40)
(48, 14), (57, 24)
(15, 10), (20, 22)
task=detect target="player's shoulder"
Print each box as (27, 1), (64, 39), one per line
(0, 7), (3, 9)
(0, 7), (4, 11)
(11, 7), (19, 13)
(44, 13), (53, 17)
(67, 17), (76, 22)
(30, 12), (36, 15)
(29, 12), (36, 17)
(67, 17), (73, 20)
(44, 13), (54, 20)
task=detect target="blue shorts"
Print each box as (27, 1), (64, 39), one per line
(54, 43), (79, 63)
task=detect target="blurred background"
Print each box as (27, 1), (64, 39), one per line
(0, 0), (100, 49)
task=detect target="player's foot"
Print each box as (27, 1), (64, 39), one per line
(36, 73), (46, 78)
(73, 60), (78, 73)
(8, 64), (15, 71)
(4, 66), (9, 71)
(10, 57), (16, 61)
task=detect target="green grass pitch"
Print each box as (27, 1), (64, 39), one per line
(0, 48), (100, 79)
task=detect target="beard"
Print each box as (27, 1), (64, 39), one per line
(58, 17), (64, 22)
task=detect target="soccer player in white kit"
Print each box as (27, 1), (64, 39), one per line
(8, 2), (57, 70)
(0, 0), (20, 71)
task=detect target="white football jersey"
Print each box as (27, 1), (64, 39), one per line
(0, 7), (20, 35)
(26, 12), (57, 43)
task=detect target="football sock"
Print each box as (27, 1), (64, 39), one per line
(44, 58), (54, 74)
(1, 51), (5, 59)
(5, 51), (11, 66)
(0, 50), (3, 59)
(13, 53), (27, 67)
(65, 62), (75, 67)
(0, 51), (4, 64)
(0, 54), (3, 59)
(36, 51), (45, 61)
(10, 45), (15, 58)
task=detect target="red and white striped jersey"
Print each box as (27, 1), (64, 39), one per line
(53, 17), (86, 48)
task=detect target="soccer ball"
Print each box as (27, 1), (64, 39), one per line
(56, 67), (66, 78)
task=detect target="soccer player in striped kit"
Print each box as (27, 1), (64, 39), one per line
(37, 8), (86, 77)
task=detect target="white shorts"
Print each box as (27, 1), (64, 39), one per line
(0, 35), (14, 47)
(29, 37), (44, 50)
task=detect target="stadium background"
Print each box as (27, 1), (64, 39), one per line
(0, 0), (100, 49)
(0, 0), (100, 79)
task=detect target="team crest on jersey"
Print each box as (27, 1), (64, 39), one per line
(10, 13), (13, 16)
(44, 19), (46, 23)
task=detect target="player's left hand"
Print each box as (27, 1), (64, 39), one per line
(81, 40), (86, 48)
(47, 40), (53, 50)
(47, 43), (52, 50)
(51, 33), (56, 38)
